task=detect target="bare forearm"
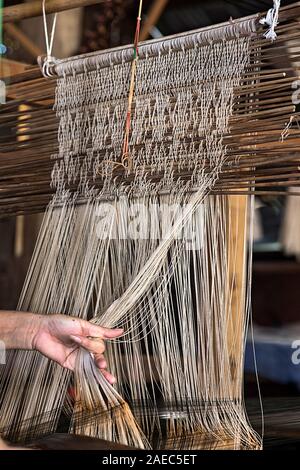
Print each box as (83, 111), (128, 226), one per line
(0, 437), (8, 450)
(0, 435), (29, 450)
(0, 311), (41, 350)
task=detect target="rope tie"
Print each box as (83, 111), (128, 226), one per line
(41, 0), (58, 77)
(260, 0), (281, 41)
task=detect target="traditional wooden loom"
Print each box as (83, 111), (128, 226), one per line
(1, 0), (300, 451)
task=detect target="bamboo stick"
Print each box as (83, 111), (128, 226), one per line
(3, 0), (108, 23)
(3, 24), (43, 58)
(140, 0), (169, 42)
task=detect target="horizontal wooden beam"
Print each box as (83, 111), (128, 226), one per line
(0, 58), (29, 80)
(2, 0), (107, 23)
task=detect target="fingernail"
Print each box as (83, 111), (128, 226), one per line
(70, 335), (82, 344)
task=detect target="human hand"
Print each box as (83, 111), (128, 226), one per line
(0, 437), (9, 450)
(0, 437), (29, 450)
(32, 314), (123, 384)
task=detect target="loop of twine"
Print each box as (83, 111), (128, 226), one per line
(40, 0), (58, 77)
(259, 0), (281, 41)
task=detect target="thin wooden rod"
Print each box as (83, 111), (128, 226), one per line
(3, 23), (43, 58)
(3, 0), (107, 23)
(140, 0), (169, 42)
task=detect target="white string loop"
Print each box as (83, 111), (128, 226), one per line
(259, 0), (281, 41)
(41, 0), (58, 77)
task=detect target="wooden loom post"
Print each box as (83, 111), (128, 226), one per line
(226, 194), (249, 400)
(224, 35), (259, 403)
(15, 101), (32, 259)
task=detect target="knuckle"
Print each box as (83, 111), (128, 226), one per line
(95, 341), (105, 354)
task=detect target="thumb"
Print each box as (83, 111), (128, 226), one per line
(89, 325), (124, 339)
(101, 327), (124, 339)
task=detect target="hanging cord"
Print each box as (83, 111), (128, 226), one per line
(40, 0), (58, 77)
(98, 0), (144, 176)
(259, 0), (281, 41)
(121, 0), (143, 171)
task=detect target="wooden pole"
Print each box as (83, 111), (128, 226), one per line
(3, 0), (107, 23)
(226, 195), (249, 400)
(14, 103), (30, 259)
(4, 24), (43, 58)
(0, 58), (29, 80)
(140, 0), (169, 42)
